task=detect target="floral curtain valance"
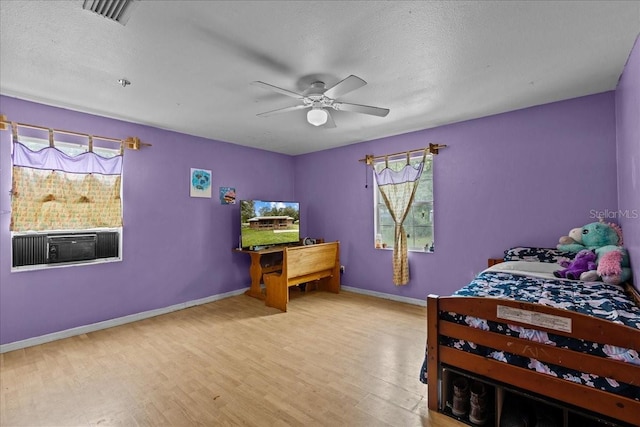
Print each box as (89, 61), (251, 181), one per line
(11, 141), (123, 232)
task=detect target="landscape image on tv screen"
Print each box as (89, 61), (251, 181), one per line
(240, 200), (300, 248)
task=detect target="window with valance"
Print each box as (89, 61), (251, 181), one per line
(11, 135), (123, 232)
(373, 152), (432, 285)
(364, 143), (445, 286)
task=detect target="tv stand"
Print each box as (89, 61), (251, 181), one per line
(233, 239), (324, 300)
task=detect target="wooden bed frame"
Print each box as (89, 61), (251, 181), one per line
(426, 260), (640, 425)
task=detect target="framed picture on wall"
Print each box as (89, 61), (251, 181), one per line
(220, 187), (236, 204)
(190, 168), (212, 198)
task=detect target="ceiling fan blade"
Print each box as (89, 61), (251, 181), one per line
(257, 104), (309, 117)
(251, 81), (305, 99)
(324, 110), (336, 128)
(323, 75), (367, 99)
(333, 102), (390, 117)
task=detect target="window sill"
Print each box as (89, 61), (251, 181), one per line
(375, 247), (434, 254)
(11, 256), (122, 273)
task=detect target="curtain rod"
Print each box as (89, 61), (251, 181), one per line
(0, 115), (151, 151)
(358, 143), (447, 165)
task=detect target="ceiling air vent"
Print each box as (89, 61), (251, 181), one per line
(82, 0), (138, 25)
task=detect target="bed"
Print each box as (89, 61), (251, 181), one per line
(422, 247), (640, 425)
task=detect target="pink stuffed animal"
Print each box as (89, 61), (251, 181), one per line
(597, 250), (624, 285)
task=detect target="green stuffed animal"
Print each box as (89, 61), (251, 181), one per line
(557, 221), (631, 283)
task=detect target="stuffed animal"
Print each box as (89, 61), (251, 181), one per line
(597, 249), (626, 285)
(556, 221), (621, 253)
(553, 249), (597, 280)
(556, 221), (631, 283)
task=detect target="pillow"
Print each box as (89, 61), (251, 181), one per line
(503, 247), (576, 263)
(485, 261), (561, 280)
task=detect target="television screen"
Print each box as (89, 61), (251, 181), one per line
(240, 200), (300, 249)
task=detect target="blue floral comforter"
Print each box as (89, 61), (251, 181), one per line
(420, 268), (640, 400)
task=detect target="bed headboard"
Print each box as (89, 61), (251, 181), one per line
(487, 258), (503, 268)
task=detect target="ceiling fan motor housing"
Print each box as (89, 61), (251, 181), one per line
(307, 81), (327, 95)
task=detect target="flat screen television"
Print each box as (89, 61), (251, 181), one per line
(240, 200), (300, 249)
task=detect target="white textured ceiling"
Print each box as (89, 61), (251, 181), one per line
(1, 1), (639, 155)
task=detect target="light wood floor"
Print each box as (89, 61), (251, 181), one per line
(0, 289), (464, 427)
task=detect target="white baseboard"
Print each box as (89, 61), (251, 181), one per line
(0, 287), (249, 354)
(341, 285), (426, 307)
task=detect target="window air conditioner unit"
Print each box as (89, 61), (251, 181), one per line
(48, 234), (97, 263)
(12, 231), (120, 268)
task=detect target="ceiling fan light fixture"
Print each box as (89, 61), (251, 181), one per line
(307, 108), (328, 126)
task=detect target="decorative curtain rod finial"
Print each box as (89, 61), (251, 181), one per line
(0, 115), (7, 131)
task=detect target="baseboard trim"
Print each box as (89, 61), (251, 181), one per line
(0, 287), (249, 354)
(341, 285), (426, 307)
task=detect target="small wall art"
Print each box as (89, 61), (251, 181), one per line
(219, 187), (236, 205)
(190, 168), (212, 198)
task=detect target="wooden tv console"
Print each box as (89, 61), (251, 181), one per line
(233, 239), (325, 300)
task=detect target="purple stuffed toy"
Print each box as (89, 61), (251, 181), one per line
(554, 249), (597, 280)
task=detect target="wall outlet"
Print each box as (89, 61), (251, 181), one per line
(340, 265), (345, 273)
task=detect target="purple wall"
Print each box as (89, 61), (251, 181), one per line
(0, 96), (295, 345)
(615, 34), (640, 290)
(0, 89), (624, 346)
(295, 93), (619, 300)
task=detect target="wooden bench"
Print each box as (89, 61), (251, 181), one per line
(264, 241), (340, 312)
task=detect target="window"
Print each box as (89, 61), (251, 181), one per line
(10, 133), (123, 271)
(373, 154), (434, 252)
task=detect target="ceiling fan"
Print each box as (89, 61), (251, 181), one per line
(251, 75), (389, 128)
